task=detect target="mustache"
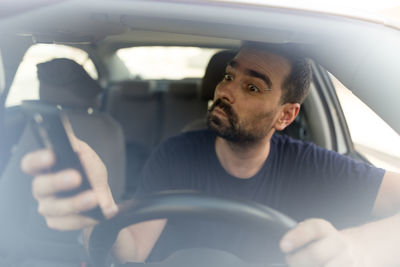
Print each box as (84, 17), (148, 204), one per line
(208, 98), (234, 117)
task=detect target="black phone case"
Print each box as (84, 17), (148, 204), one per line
(22, 102), (104, 221)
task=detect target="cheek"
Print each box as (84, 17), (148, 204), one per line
(237, 106), (270, 127)
(252, 107), (279, 126)
(236, 98), (280, 124)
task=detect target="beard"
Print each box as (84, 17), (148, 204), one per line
(207, 98), (274, 144)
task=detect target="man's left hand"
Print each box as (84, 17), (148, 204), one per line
(280, 218), (368, 267)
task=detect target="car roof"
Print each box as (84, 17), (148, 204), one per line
(0, 0), (398, 44)
(0, 0), (69, 19)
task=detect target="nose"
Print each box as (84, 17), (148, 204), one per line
(213, 79), (236, 104)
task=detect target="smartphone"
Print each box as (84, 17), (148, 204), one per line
(22, 101), (105, 221)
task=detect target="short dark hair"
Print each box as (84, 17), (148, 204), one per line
(241, 42), (312, 104)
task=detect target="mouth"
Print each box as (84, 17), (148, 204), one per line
(212, 106), (226, 117)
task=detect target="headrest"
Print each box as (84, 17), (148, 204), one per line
(168, 82), (199, 99)
(110, 80), (151, 98)
(201, 50), (237, 100)
(37, 58), (102, 109)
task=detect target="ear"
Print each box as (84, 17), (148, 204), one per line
(274, 103), (300, 131)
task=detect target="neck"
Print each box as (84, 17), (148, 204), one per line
(215, 130), (275, 179)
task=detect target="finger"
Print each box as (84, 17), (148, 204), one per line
(65, 131), (92, 159)
(66, 129), (83, 153)
(38, 190), (99, 217)
(281, 218), (336, 253)
(285, 234), (345, 267)
(69, 138), (108, 188)
(45, 214), (98, 231)
(94, 185), (119, 218)
(32, 169), (81, 199)
(21, 149), (55, 175)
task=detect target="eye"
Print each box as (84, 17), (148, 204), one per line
(223, 74), (233, 81)
(248, 84), (260, 92)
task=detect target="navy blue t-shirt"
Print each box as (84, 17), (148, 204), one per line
(136, 129), (384, 262)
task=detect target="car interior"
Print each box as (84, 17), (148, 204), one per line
(0, 43), (354, 267)
(1, 1), (400, 266)
(0, 46), (338, 194)
(0, 43), (335, 267)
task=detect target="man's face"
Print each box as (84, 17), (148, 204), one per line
(207, 47), (292, 143)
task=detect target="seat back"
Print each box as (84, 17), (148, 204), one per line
(36, 58), (126, 199)
(106, 80), (162, 150)
(161, 81), (207, 141)
(0, 58), (126, 264)
(105, 80), (163, 196)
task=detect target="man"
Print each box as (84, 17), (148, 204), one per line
(21, 43), (400, 266)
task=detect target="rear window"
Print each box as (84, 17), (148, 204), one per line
(116, 46), (220, 80)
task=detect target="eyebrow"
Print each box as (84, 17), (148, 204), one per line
(228, 60), (273, 89)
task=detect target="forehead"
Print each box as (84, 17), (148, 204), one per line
(231, 48), (292, 89)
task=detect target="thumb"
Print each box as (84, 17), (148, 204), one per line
(95, 185), (119, 219)
(103, 203), (119, 219)
(61, 113), (83, 153)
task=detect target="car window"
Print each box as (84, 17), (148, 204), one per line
(5, 44), (98, 107)
(331, 74), (400, 172)
(116, 46), (221, 80)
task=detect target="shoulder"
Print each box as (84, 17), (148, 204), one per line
(271, 133), (363, 168)
(272, 133), (384, 176)
(271, 133), (307, 148)
(272, 133), (349, 158)
(271, 133), (319, 159)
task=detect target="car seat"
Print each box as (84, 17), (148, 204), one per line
(161, 80), (208, 141)
(0, 58), (126, 266)
(105, 80), (163, 197)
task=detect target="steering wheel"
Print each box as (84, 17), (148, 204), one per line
(88, 191), (297, 267)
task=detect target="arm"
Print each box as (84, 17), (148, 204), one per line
(21, 137), (166, 263)
(280, 171), (400, 267)
(371, 171), (400, 218)
(107, 219), (166, 263)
